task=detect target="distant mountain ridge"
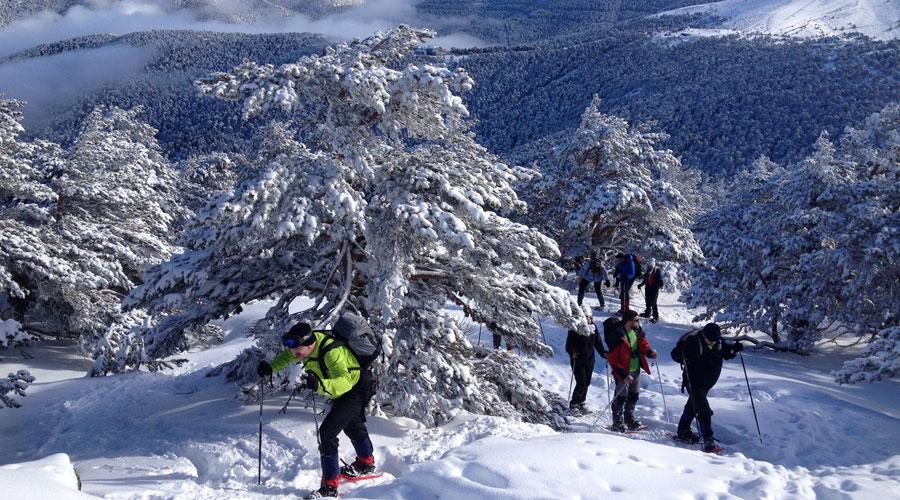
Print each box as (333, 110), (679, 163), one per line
(0, 2), (897, 177)
(661, 0), (900, 40)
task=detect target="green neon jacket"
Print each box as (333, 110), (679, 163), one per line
(269, 331), (360, 399)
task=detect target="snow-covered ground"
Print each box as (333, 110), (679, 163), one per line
(660, 0), (900, 40)
(1, 290), (898, 499)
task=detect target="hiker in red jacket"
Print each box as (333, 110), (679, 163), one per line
(638, 259), (664, 323)
(606, 310), (658, 431)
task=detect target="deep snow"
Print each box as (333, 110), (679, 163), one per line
(1, 289), (898, 499)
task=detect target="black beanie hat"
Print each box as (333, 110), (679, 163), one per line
(701, 323), (722, 342)
(285, 322), (315, 345)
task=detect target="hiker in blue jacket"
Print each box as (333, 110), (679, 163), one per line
(576, 252), (610, 308)
(613, 253), (641, 314)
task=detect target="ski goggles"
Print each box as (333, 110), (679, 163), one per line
(281, 332), (315, 348)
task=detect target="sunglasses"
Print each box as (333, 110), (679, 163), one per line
(281, 334), (310, 348)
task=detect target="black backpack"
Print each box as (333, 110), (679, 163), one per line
(670, 329), (700, 365)
(602, 317), (622, 351)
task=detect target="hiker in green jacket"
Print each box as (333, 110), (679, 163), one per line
(257, 322), (376, 498)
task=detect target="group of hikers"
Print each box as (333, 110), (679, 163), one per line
(254, 257), (744, 497)
(577, 251), (663, 323)
(566, 304), (744, 454)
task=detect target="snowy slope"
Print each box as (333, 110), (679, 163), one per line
(1, 291), (898, 499)
(662, 0), (900, 39)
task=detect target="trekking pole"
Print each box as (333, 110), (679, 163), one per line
(258, 379), (265, 486)
(740, 352), (763, 444)
(311, 390), (321, 448)
(279, 384), (299, 414)
(605, 360), (611, 406)
(654, 360), (670, 424)
(567, 361), (575, 404)
(477, 323), (483, 346)
(591, 379), (631, 427)
(536, 314), (547, 345)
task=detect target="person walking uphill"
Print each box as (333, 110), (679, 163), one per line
(606, 310), (657, 432)
(577, 252), (610, 309)
(638, 259), (663, 323)
(613, 253), (641, 314)
(565, 305), (607, 414)
(671, 323), (743, 452)
(257, 322), (377, 499)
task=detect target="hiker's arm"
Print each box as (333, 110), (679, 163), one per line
(592, 327), (607, 357)
(269, 349), (299, 373)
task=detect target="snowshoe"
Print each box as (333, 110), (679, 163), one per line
(671, 430), (700, 444)
(625, 416), (643, 431)
(340, 459), (379, 481)
(568, 403), (588, 416)
(608, 422), (628, 433)
(304, 484), (339, 499)
(702, 438), (723, 454)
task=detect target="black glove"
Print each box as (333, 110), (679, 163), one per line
(637, 283), (644, 289)
(733, 342), (744, 352)
(597, 349), (607, 359)
(256, 361), (273, 378)
(604, 280), (611, 288)
(304, 371), (319, 391)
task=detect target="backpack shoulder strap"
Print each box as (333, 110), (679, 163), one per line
(309, 334), (344, 380)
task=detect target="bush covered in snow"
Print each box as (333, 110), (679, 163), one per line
(834, 327), (900, 384)
(0, 319), (33, 348)
(1, 370), (34, 409)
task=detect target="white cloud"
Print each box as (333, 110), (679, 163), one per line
(0, 45), (152, 129)
(0, 0), (488, 59)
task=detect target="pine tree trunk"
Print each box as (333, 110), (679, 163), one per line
(771, 313), (780, 343)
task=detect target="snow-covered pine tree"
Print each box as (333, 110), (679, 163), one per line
(684, 103), (898, 355)
(64, 107), (190, 375)
(127, 26), (584, 425)
(177, 152), (240, 215)
(681, 156), (789, 345)
(0, 100), (186, 372)
(532, 95), (702, 288)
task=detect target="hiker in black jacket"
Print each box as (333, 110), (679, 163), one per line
(672, 323), (743, 451)
(565, 305), (607, 414)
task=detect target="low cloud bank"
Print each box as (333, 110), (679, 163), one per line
(0, 0), (488, 59)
